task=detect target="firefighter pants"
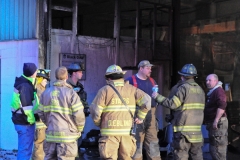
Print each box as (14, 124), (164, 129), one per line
(32, 127), (46, 160)
(14, 124), (35, 160)
(172, 132), (203, 160)
(43, 141), (78, 160)
(98, 135), (136, 160)
(133, 107), (161, 160)
(206, 117), (228, 160)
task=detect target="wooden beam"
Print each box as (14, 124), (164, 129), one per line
(181, 21), (236, 35)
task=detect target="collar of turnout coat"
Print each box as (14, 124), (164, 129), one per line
(106, 78), (125, 87)
(53, 80), (73, 89)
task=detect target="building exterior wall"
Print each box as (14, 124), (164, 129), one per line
(0, 40), (38, 149)
(0, 0), (37, 41)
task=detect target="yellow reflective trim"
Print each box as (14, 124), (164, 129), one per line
(101, 128), (131, 136)
(72, 102), (84, 112)
(172, 96), (181, 107)
(97, 105), (103, 111)
(174, 125), (201, 132)
(36, 122), (47, 128)
(136, 96), (144, 106)
(77, 126), (84, 131)
(156, 95), (166, 103)
(113, 81), (124, 86)
(46, 135), (79, 143)
(42, 105), (72, 114)
(137, 110), (147, 119)
(103, 105), (136, 112)
(183, 103), (204, 110)
(186, 135), (203, 143)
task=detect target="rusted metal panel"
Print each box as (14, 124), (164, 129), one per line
(182, 21), (236, 35)
(0, 0), (37, 41)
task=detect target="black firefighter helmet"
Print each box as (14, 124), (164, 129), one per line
(37, 69), (50, 81)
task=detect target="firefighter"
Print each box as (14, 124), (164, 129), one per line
(66, 62), (89, 156)
(152, 64), (205, 160)
(90, 64), (151, 160)
(37, 66), (85, 159)
(32, 69), (50, 160)
(67, 63), (89, 116)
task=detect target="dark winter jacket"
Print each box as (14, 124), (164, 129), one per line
(204, 87), (227, 123)
(11, 75), (38, 125)
(67, 78), (88, 107)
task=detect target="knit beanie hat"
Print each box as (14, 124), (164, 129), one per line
(23, 63), (37, 77)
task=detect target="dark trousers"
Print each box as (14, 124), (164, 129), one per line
(206, 117), (228, 160)
(172, 132), (203, 160)
(133, 107), (161, 160)
(44, 141), (78, 160)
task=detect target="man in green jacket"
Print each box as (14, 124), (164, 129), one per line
(11, 63), (38, 160)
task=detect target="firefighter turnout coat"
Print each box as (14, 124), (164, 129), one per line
(155, 79), (205, 143)
(38, 80), (85, 143)
(90, 79), (151, 136)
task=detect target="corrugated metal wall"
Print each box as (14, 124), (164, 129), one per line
(0, 0), (37, 41)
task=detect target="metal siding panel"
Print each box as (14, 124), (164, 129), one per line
(0, 0), (6, 40)
(24, 0), (29, 39)
(18, 0), (24, 39)
(29, 0), (33, 38)
(9, 0), (15, 40)
(31, 0), (37, 38)
(5, 0), (10, 40)
(0, 0), (37, 41)
(14, 0), (19, 40)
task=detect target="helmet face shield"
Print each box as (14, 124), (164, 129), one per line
(178, 64), (197, 77)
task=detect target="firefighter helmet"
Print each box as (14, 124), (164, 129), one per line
(37, 69), (50, 81)
(178, 64), (197, 76)
(105, 64), (126, 75)
(67, 63), (84, 71)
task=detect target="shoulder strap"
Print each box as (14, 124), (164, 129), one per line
(149, 77), (155, 86)
(132, 75), (138, 88)
(108, 84), (134, 119)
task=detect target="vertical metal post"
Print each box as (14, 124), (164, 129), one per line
(172, 0), (181, 86)
(169, 6), (173, 88)
(152, 4), (157, 59)
(71, 0), (78, 53)
(47, 0), (52, 70)
(135, 0), (140, 66)
(114, 0), (120, 64)
(139, 10), (142, 38)
(149, 10), (152, 39)
(43, 0), (48, 68)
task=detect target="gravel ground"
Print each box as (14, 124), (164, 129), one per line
(0, 149), (17, 160)
(1, 148), (239, 160)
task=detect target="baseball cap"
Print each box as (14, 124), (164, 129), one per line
(138, 60), (154, 68)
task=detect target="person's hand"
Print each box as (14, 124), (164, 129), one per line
(134, 118), (143, 124)
(213, 120), (218, 130)
(152, 92), (158, 99)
